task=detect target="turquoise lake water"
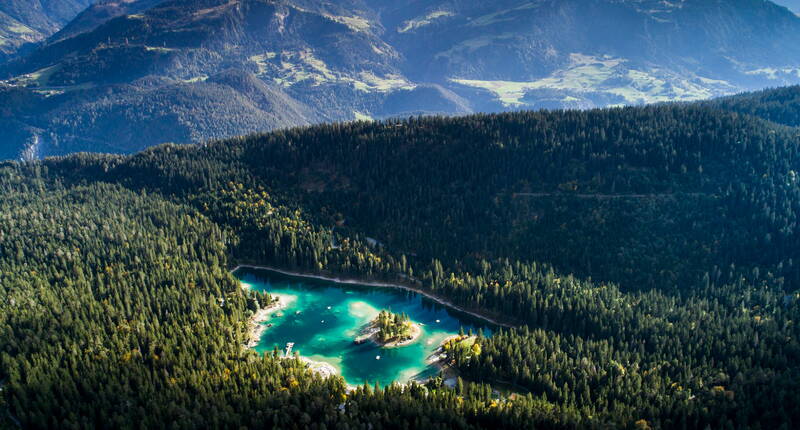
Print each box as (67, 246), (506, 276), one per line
(235, 267), (494, 386)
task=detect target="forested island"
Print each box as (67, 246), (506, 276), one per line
(355, 310), (422, 347)
(1, 87), (800, 428)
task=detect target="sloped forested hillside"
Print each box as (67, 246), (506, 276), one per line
(1, 100), (800, 428)
(706, 85), (800, 127)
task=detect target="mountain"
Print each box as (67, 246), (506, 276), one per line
(376, 0), (800, 106)
(0, 0), (95, 62)
(52, 0), (166, 41)
(2, 91), (799, 428)
(3, 0), (800, 159)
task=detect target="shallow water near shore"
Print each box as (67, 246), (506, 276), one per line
(236, 267), (494, 386)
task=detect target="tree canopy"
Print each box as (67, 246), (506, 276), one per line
(1, 100), (800, 428)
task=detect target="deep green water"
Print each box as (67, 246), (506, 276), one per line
(236, 267), (494, 386)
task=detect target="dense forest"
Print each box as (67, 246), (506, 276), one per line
(2, 91), (800, 428)
(705, 85), (800, 128)
(371, 310), (414, 344)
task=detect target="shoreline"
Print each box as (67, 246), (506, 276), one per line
(385, 322), (422, 348)
(244, 292), (295, 348)
(240, 286), (341, 380)
(246, 307), (272, 348)
(233, 264), (513, 328)
(297, 356), (339, 379)
(426, 334), (458, 365)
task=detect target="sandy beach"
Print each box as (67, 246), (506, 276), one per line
(381, 322), (423, 348)
(297, 357), (339, 378)
(244, 292), (297, 348)
(426, 334), (477, 366)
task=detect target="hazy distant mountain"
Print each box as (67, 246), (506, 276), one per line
(3, 0), (800, 159)
(0, 0), (95, 62)
(53, 0), (166, 41)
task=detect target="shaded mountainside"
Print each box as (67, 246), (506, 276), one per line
(0, 0), (95, 62)
(1, 100), (799, 428)
(3, 0), (800, 158)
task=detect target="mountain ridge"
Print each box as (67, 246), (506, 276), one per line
(3, 0), (800, 159)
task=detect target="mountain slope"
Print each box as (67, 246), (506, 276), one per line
(3, 0), (800, 159)
(378, 0), (800, 108)
(0, 0), (95, 62)
(53, 0), (166, 41)
(0, 0), (469, 158)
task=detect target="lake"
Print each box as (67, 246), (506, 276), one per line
(235, 267), (494, 387)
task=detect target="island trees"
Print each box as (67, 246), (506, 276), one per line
(374, 310), (414, 344)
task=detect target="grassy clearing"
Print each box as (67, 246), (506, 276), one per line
(145, 46), (178, 53)
(249, 52), (277, 75)
(288, 3), (371, 33)
(353, 71), (415, 92)
(324, 14), (371, 32)
(182, 75), (208, 83)
(252, 49), (414, 93)
(8, 23), (34, 35)
(452, 53), (736, 106)
(24, 64), (63, 87)
(0, 19), (41, 49)
(398, 10), (453, 33)
(353, 111), (374, 121)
